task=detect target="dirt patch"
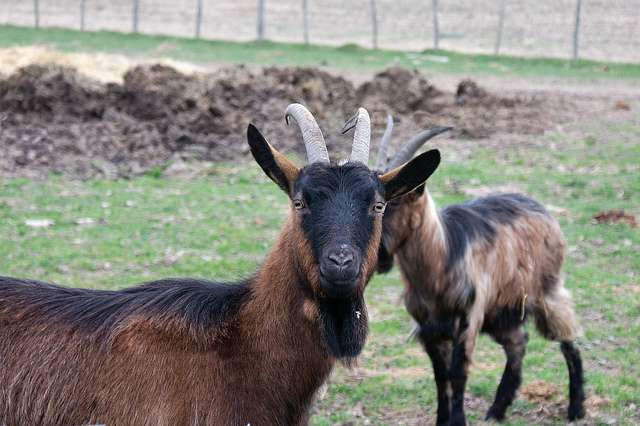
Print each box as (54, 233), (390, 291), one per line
(1, 64), (556, 178)
(521, 380), (560, 403)
(593, 209), (637, 228)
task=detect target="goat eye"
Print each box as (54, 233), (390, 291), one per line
(373, 202), (386, 214)
(293, 199), (305, 210)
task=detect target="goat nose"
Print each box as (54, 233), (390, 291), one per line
(328, 245), (354, 268)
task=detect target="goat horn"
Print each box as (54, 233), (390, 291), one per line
(341, 107), (371, 165)
(285, 103), (330, 164)
(387, 126), (452, 170)
(374, 114), (394, 170)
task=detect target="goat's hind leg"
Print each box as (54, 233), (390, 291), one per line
(486, 327), (528, 422)
(561, 341), (585, 421)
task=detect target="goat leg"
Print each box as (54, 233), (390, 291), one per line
(486, 327), (528, 421)
(560, 341), (586, 421)
(422, 338), (452, 426)
(448, 316), (470, 426)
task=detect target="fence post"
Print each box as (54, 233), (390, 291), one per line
(195, 0), (203, 38)
(80, 0), (86, 31)
(431, 0), (439, 50)
(34, 0), (40, 28)
(369, 0), (378, 49)
(572, 0), (582, 60)
(257, 0), (265, 40)
(132, 0), (139, 33)
(302, 0), (309, 44)
(494, 0), (506, 55)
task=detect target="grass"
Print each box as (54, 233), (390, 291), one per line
(1, 120), (638, 424)
(1, 24), (640, 79)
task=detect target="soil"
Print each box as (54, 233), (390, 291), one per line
(0, 64), (557, 178)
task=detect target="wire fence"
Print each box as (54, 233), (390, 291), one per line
(1, 0), (639, 63)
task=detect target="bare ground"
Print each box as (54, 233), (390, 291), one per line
(0, 61), (565, 178)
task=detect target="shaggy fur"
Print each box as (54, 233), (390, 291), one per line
(380, 190), (585, 424)
(0, 122), (441, 425)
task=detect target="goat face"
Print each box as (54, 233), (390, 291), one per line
(247, 123), (440, 357)
(377, 185), (427, 273)
(293, 162), (384, 298)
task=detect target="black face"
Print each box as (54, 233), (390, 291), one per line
(376, 185), (425, 274)
(293, 162), (385, 298)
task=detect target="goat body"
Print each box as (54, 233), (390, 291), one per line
(381, 190), (585, 424)
(0, 226), (334, 425)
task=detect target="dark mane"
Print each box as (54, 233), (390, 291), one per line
(0, 276), (252, 347)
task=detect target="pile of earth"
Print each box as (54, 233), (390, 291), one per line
(0, 64), (551, 178)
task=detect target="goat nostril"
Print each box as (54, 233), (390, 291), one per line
(328, 250), (354, 267)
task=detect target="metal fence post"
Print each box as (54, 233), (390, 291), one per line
(302, 0), (309, 44)
(369, 0), (378, 49)
(494, 0), (507, 55)
(432, 0), (439, 50)
(34, 0), (40, 28)
(132, 0), (139, 33)
(80, 0), (86, 31)
(257, 0), (265, 40)
(195, 0), (203, 38)
(572, 0), (582, 60)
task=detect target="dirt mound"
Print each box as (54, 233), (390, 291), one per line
(0, 64), (555, 178)
(0, 65), (105, 119)
(356, 67), (445, 114)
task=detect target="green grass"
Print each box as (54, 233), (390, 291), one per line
(1, 24), (640, 79)
(1, 119), (638, 424)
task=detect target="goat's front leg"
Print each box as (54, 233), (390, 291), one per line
(449, 315), (477, 426)
(422, 338), (452, 426)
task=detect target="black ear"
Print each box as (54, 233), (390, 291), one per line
(247, 124), (300, 195)
(379, 149), (440, 201)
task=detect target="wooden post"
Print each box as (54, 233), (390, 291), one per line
(432, 0), (439, 50)
(34, 0), (40, 29)
(572, 0), (582, 60)
(80, 0), (86, 31)
(369, 0), (379, 49)
(132, 0), (139, 33)
(196, 0), (204, 38)
(302, 0), (309, 44)
(494, 0), (507, 55)
(257, 0), (266, 40)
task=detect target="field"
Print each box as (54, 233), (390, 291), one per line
(1, 25), (639, 425)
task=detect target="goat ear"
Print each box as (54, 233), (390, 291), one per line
(379, 149), (440, 201)
(247, 124), (300, 195)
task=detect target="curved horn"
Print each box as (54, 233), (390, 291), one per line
(387, 126), (452, 170)
(374, 114), (394, 170)
(285, 103), (329, 164)
(346, 107), (371, 165)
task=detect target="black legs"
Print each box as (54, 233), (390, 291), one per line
(423, 340), (452, 425)
(486, 328), (528, 421)
(419, 323), (585, 424)
(560, 341), (586, 421)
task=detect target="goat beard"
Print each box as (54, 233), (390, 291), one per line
(318, 294), (368, 365)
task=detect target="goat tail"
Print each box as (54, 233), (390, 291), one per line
(532, 279), (582, 342)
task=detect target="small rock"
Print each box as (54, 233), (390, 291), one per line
(24, 219), (54, 228)
(75, 217), (95, 225)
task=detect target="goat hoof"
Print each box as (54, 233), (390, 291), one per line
(485, 406), (506, 422)
(567, 404), (585, 421)
(448, 414), (467, 426)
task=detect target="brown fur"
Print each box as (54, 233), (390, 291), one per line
(0, 211), (381, 425)
(388, 190), (579, 348)
(381, 187), (584, 423)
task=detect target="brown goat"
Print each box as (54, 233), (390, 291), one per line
(0, 105), (441, 425)
(372, 119), (585, 425)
